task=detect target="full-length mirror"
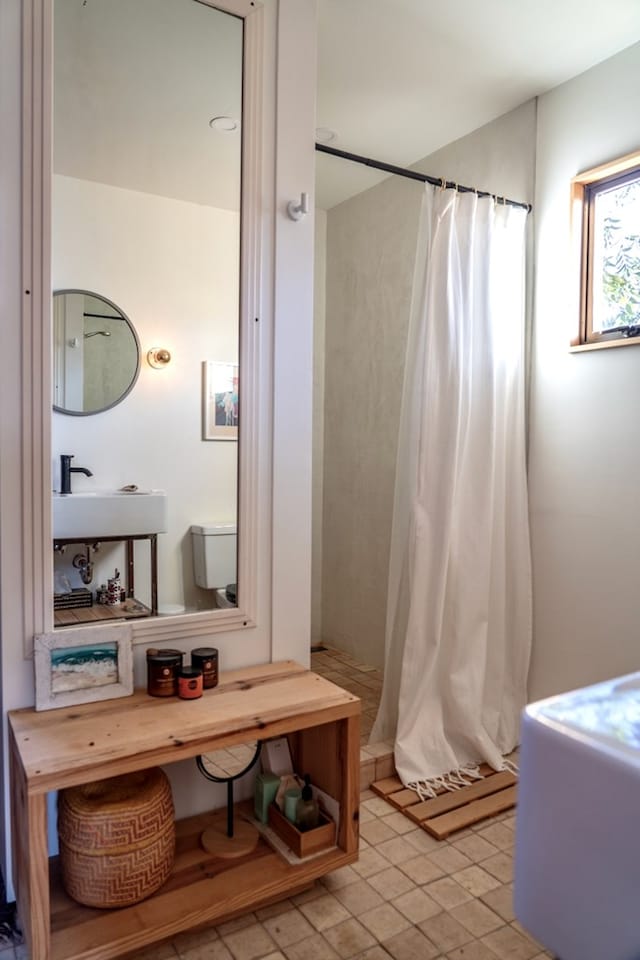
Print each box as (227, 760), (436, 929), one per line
(52, 0), (242, 626)
(53, 290), (141, 416)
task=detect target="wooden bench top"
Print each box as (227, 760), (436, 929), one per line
(9, 660), (360, 794)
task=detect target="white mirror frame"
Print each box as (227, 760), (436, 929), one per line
(22, 0), (264, 654)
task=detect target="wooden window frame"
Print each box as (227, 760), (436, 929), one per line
(571, 149), (640, 352)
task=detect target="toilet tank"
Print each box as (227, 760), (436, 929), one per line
(190, 523), (237, 589)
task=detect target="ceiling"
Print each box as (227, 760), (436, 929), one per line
(54, 0), (640, 212)
(316, 0), (640, 209)
(54, 0), (242, 211)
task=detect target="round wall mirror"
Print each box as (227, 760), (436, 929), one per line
(53, 290), (140, 416)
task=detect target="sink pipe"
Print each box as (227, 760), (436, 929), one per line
(73, 547), (95, 585)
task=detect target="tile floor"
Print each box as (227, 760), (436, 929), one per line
(121, 800), (548, 960)
(1, 648), (552, 960)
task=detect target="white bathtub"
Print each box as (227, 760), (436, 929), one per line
(515, 672), (640, 960)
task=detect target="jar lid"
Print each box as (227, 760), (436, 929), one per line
(179, 667), (202, 679)
(191, 647), (218, 658)
(147, 650), (183, 664)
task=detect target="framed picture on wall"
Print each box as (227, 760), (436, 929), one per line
(202, 361), (239, 441)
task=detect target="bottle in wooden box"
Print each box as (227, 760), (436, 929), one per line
(295, 774), (319, 831)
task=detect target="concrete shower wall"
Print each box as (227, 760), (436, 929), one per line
(321, 176), (419, 666)
(319, 101), (537, 667)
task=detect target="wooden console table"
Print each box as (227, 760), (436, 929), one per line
(9, 661), (360, 960)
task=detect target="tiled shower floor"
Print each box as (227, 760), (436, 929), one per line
(310, 644), (383, 742)
(310, 645), (396, 791)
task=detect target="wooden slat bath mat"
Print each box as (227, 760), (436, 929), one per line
(371, 765), (517, 840)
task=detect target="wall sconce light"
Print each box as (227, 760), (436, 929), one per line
(147, 348), (172, 369)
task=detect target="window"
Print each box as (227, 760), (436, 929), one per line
(571, 151), (640, 350)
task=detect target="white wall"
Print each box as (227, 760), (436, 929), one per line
(0, 0), (23, 884)
(0, 0), (317, 900)
(52, 175), (239, 612)
(528, 42), (640, 700)
(319, 102), (537, 667)
(311, 210), (327, 645)
(270, 0), (316, 662)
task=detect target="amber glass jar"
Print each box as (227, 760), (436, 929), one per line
(146, 648), (184, 697)
(190, 647), (219, 689)
(178, 667), (203, 700)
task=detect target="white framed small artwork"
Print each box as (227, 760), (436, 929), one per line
(202, 361), (239, 441)
(33, 624), (134, 711)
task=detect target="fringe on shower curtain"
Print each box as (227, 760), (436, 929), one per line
(371, 185), (532, 786)
(409, 757), (520, 801)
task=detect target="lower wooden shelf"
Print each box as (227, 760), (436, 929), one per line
(49, 803), (356, 960)
(53, 598), (151, 627)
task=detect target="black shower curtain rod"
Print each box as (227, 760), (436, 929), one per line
(315, 143), (532, 213)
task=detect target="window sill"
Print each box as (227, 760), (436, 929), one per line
(570, 336), (640, 353)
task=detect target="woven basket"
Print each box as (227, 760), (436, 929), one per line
(58, 767), (175, 909)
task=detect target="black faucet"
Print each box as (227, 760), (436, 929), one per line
(60, 455), (93, 495)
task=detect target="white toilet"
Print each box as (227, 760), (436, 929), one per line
(190, 523), (237, 607)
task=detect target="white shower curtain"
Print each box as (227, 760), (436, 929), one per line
(371, 185), (532, 789)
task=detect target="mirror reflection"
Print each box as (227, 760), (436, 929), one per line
(53, 290), (140, 416)
(52, 0), (242, 626)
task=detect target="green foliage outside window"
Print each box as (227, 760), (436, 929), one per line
(599, 180), (640, 333)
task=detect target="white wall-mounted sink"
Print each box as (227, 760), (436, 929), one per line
(53, 490), (168, 539)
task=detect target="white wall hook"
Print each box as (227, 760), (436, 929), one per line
(287, 192), (309, 221)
